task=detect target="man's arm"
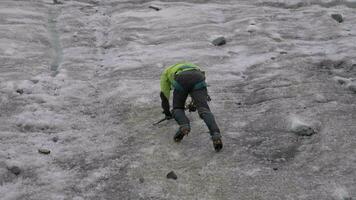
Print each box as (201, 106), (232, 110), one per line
(160, 72), (172, 117)
(160, 92), (171, 117)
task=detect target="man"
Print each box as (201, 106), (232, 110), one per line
(160, 62), (223, 152)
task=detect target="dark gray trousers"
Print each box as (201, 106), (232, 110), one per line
(172, 70), (220, 136)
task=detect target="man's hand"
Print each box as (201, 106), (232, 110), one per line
(163, 110), (172, 120)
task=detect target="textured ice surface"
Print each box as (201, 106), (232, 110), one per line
(0, 0), (355, 199)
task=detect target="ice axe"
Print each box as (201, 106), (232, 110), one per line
(152, 117), (168, 126)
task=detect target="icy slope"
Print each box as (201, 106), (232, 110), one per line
(0, 0), (355, 199)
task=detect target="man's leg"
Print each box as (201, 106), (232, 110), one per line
(190, 88), (220, 135)
(190, 88), (223, 151)
(172, 89), (190, 142)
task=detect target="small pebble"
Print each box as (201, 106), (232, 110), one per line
(149, 5), (161, 11)
(139, 177), (145, 183)
(7, 166), (21, 175)
(166, 171), (178, 180)
(212, 37), (226, 46)
(273, 167), (278, 171)
(16, 89), (24, 94)
(31, 79), (39, 84)
(314, 94), (327, 103)
(347, 82), (356, 93)
(331, 14), (343, 23)
(38, 148), (51, 155)
(52, 136), (59, 142)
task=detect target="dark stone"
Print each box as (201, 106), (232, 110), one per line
(273, 167), (278, 171)
(149, 5), (161, 11)
(31, 79), (39, 84)
(139, 177), (145, 183)
(38, 148), (51, 155)
(166, 171), (177, 180)
(7, 166), (21, 175)
(212, 37), (226, 46)
(53, 0), (62, 4)
(52, 136), (59, 142)
(331, 14), (343, 23)
(347, 82), (356, 93)
(16, 89), (24, 94)
(271, 57), (276, 60)
(280, 51), (288, 55)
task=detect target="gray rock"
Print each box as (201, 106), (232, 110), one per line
(290, 118), (316, 136)
(331, 14), (343, 23)
(166, 171), (177, 180)
(7, 166), (21, 175)
(347, 82), (356, 93)
(314, 94), (327, 103)
(38, 148), (51, 155)
(212, 37), (226, 46)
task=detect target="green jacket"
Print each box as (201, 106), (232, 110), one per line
(160, 62), (201, 99)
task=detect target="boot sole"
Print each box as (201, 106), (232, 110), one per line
(213, 139), (223, 152)
(174, 130), (189, 143)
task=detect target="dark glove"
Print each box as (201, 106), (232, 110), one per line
(163, 110), (172, 120)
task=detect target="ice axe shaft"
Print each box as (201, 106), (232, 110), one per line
(153, 117), (167, 126)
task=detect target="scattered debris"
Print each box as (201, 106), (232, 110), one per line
(38, 148), (51, 155)
(149, 5), (161, 11)
(7, 166), (21, 175)
(331, 14), (343, 23)
(212, 37), (226, 46)
(166, 171), (177, 180)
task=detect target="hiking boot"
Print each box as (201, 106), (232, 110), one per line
(211, 133), (223, 152)
(174, 127), (190, 142)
